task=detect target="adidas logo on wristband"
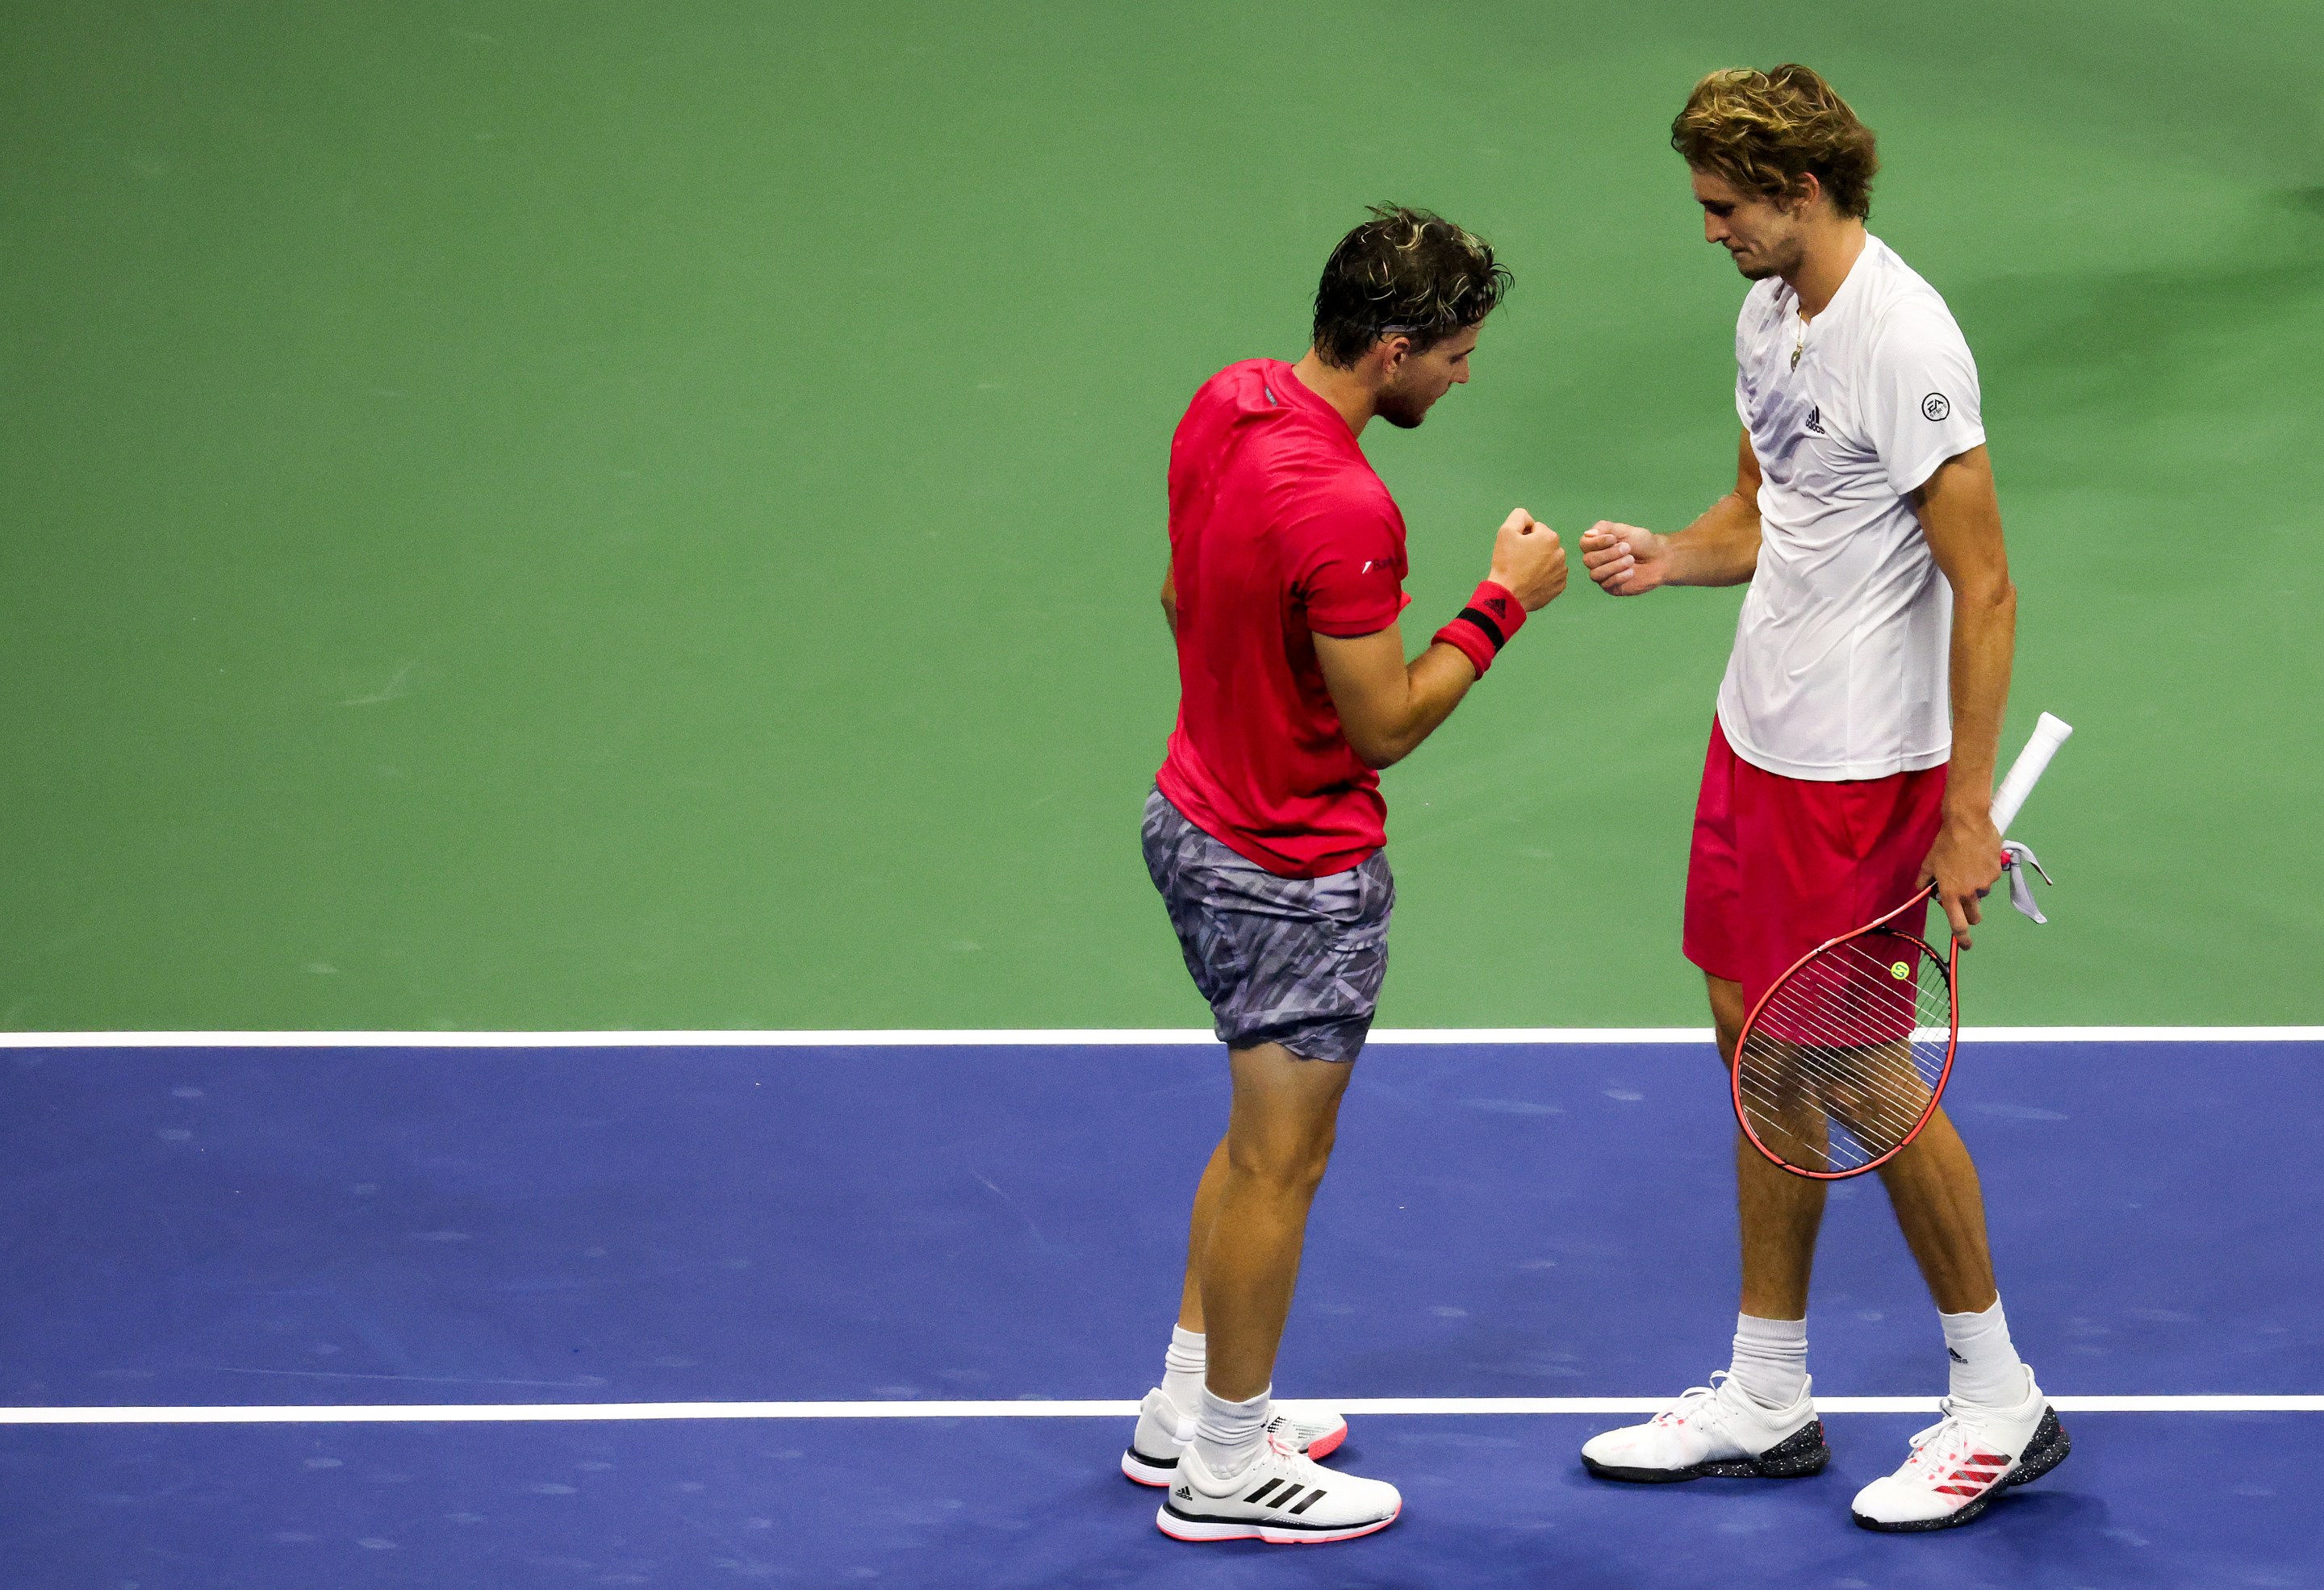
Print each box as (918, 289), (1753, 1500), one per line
(1432, 581), (1528, 677)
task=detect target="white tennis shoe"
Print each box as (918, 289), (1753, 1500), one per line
(1580, 1371), (1830, 1482)
(1851, 1367), (2070, 1531)
(1156, 1424), (1399, 1543)
(1121, 1388), (1349, 1486)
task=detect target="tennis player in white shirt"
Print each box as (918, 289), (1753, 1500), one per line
(1573, 64), (2071, 1532)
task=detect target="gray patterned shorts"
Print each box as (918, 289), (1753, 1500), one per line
(1141, 788), (1394, 1062)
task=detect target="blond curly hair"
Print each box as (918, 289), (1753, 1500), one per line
(1672, 65), (1879, 219)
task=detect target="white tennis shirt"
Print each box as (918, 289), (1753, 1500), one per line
(1716, 235), (1987, 780)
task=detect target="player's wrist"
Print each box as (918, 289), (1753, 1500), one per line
(1642, 531), (1687, 586)
(1942, 791), (1998, 825)
(1433, 580), (1527, 677)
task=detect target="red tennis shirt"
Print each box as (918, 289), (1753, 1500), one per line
(1154, 359), (1408, 878)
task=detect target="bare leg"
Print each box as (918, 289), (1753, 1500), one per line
(1196, 1041), (1354, 1401)
(1711, 974), (1825, 1319)
(1176, 1137), (1229, 1332)
(1875, 1107), (2000, 1314)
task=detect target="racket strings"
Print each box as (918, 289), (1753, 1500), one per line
(1741, 984), (1942, 1121)
(1738, 1050), (1929, 1171)
(1737, 931), (1950, 1175)
(1740, 973), (1930, 1095)
(1764, 939), (1946, 1050)
(1741, 1033), (1943, 1167)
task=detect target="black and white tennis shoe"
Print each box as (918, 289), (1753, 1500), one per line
(1155, 1425), (1399, 1543)
(1579, 1371), (1830, 1482)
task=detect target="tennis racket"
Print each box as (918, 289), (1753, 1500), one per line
(1731, 712), (2074, 1180)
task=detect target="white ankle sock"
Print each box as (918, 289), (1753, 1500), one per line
(1940, 1297), (2025, 1411)
(1193, 1384), (1271, 1479)
(1728, 1312), (1809, 1408)
(1160, 1325), (1206, 1418)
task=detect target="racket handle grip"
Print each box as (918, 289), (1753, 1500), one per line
(1991, 711), (2073, 836)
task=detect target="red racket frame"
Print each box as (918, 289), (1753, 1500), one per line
(1729, 882), (1961, 1181)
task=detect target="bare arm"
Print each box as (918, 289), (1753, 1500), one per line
(1912, 444), (2017, 945)
(1314, 508), (1569, 769)
(1160, 565), (1177, 639)
(1579, 428), (1765, 595)
(1313, 626), (1486, 769)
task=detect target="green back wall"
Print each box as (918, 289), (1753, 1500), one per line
(4, 2), (2319, 1029)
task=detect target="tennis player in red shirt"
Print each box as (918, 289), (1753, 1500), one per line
(1126, 206), (1567, 1545)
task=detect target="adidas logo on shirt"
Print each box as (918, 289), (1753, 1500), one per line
(1804, 405), (1826, 436)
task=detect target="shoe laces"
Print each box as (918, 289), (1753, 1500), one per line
(1900, 1400), (1979, 1480)
(1261, 1422), (1298, 1463)
(1650, 1371), (1729, 1428)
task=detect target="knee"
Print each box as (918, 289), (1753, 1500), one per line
(1227, 1128), (1335, 1197)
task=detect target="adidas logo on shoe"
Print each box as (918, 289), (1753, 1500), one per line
(1851, 1372), (2072, 1533)
(1157, 1435), (1402, 1545)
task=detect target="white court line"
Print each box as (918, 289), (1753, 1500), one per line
(0, 1028), (2318, 1048)
(2, 1395), (2317, 1425)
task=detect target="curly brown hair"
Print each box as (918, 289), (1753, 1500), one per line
(1671, 65), (1879, 220)
(1311, 205), (1511, 369)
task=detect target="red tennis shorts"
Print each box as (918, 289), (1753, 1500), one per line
(1683, 715), (1949, 1008)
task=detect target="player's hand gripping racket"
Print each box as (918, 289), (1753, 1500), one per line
(1732, 713), (2074, 1180)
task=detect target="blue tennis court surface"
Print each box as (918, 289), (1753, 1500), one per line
(2, 1035), (2318, 1587)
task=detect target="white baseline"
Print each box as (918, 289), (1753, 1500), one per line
(0, 1028), (2317, 1048)
(2, 1395), (2317, 1425)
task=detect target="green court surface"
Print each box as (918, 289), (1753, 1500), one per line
(2, 2), (2319, 1033)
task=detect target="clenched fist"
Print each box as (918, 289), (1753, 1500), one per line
(1489, 508), (1567, 611)
(1578, 520), (1671, 596)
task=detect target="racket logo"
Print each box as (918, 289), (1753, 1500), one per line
(1890, 961), (1911, 979)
